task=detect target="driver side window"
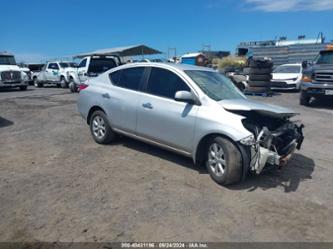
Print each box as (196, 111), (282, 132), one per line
(146, 67), (190, 99)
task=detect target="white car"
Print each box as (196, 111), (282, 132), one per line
(68, 55), (120, 93)
(0, 52), (28, 90)
(33, 61), (78, 88)
(271, 63), (302, 91)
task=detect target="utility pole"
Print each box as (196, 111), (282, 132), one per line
(202, 44), (211, 52)
(167, 47), (177, 61)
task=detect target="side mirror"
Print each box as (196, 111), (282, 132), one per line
(302, 61), (308, 69)
(174, 91), (196, 104)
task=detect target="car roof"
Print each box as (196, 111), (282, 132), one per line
(115, 62), (216, 72)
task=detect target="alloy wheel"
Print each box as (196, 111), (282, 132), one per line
(208, 143), (226, 177)
(92, 115), (106, 140)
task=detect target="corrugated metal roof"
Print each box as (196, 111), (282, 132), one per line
(74, 44), (162, 58)
(181, 52), (204, 58)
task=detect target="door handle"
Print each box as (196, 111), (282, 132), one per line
(142, 102), (153, 109)
(102, 93), (110, 99)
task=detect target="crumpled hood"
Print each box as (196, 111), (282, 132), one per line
(219, 98), (297, 118)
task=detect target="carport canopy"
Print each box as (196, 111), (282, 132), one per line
(74, 44), (162, 59)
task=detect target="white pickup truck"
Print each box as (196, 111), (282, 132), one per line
(68, 55), (121, 92)
(32, 61), (78, 88)
(0, 52), (29, 90)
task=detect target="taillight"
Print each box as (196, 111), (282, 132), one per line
(79, 83), (89, 91)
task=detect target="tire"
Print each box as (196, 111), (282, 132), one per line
(249, 74), (272, 81)
(33, 78), (43, 88)
(89, 110), (116, 144)
(300, 91), (310, 106)
(242, 67), (250, 75)
(69, 81), (77, 93)
(19, 86), (27, 91)
(56, 83), (61, 88)
(236, 82), (246, 92)
(205, 136), (242, 185)
(249, 60), (273, 69)
(249, 67), (272, 74)
(246, 86), (270, 93)
(60, 77), (68, 88)
(247, 81), (270, 87)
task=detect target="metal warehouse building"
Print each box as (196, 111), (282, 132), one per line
(237, 33), (330, 66)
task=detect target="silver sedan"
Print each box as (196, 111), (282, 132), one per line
(78, 63), (304, 185)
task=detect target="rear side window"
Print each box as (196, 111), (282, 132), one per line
(78, 59), (87, 68)
(110, 67), (144, 91)
(146, 68), (190, 99)
(88, 58), (117, 74)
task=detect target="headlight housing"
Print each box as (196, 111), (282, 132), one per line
(302, 75), (312, 82)
(240, 135), (256, 146)
(21, 72), (28, 81)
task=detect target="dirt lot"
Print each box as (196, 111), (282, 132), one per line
(0, 86), (332, 242)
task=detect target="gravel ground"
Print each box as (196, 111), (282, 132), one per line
(0, 86), (332, 242)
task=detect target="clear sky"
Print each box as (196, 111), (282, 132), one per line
(1, 0), (333, 62)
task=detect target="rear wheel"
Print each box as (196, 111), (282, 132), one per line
(89, 110), (116, 144)
(34, 78), (43, 88)
(205, 136), (242, 185)
(60, 77), (68, 88)
(19, 86), (27, 91)
(69, 80), (77, 93)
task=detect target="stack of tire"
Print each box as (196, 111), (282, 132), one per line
(247, 57), (273, 94)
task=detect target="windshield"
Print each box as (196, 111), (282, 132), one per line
(273, 65), (301, 74)
(185, 70), (245, 101)
(0, 55), (16, 65)
(316, 51), (333, 64)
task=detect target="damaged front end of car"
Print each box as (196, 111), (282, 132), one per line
(242, 113), (304, 174)
(220, 99), (305, 174)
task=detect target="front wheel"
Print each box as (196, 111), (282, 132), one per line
(89, 111), (116, 144)
(300, 91), (310, 106)
(205, 136), (242, 185)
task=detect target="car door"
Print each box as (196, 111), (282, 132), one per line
(103, 66), (146, 133)
(46, 63), (60, 81)
(77, 58), (89, 83)
(136, 67), (199, 152)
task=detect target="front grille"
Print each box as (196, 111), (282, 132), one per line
(1, 71), (22, 82)
(315, 71), (333, 84)
(270, 82), (296, 88)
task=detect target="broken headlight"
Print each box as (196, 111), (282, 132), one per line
(240, 135), (256, 146)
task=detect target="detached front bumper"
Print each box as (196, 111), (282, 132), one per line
(250, 123), (304, 174)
